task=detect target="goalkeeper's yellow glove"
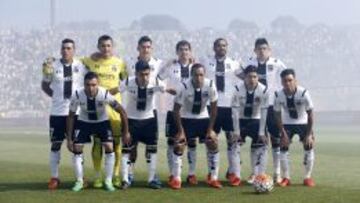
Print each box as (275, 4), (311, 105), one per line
(42, 57), (56, 75)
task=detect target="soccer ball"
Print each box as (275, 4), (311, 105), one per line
(253, 174), (274, 194)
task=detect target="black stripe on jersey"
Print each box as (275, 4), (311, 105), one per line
(302, 89), (307, 97)
(105, 90), (109, 99)
(263, 86), (268, 94)
(244, 91), (255, 117)
(126, 77), (129, 86)
(136, 87), (147, 111)
(181, 64), (190, 79)
(235, 85), (239, 92)
(63, 64), (73, 99)
(215, 60), (225, 92)
(286, 91), (298, 119)
(87, 98), (98, 120)
(182, 82), (187, 89)
(75, 90), (79, 99)
(192, 89), (202, 114)
(257, 62), (267, 86)
(274, 91), (278, 97)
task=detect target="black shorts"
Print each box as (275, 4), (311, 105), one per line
(181, 118), (209, 143)
(239, 119), (264, 147)
(73, 120), (113, 144)
(267, 106), (280, 144)
(165, 111), (178, 138)
(128, 117), (158, 146)
(49, 115), (78, 143)
(212, 107), (234, 134)
(284, 124), (308, 142)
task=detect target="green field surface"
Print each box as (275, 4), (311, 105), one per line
(0, 126), (359, 203)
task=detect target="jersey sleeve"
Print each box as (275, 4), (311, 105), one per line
(261, 89), (270, 109)
(304, 91), (314, 111)
(119, 78), (128, 93)
(174, 85), (185, 106)
(69, 93), (80, 113)
(105, 91), (122, 109)
(210, 81), (218, 103)
(157, 62), (170, 81)
(230, 86), (239, 108)
(273, 92), (282, 112)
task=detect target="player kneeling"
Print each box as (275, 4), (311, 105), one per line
(274, 69), (315, 187)
(66, 72), (130, 192)
(171, 63), (222, 189)
(231, 65), (270, 182)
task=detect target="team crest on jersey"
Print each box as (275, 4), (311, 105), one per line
(98, 101), (104, 107)
(150, 65), (155, 71)
(255, 97), (261, 103)
(226, 63), (231, 69)
(95, 64), (100, 69)
(148, 89), (154, 95)
(202, 91), (209, 97)
(74, 67), (79, 73)
(296, 100), (303, 105)
(268, 65), (274, 71)
(112, 65), (117, 72)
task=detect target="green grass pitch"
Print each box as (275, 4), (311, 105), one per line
(0, 126), (359, 203)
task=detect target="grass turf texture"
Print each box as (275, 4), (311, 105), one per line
(0, 126), (359, 203)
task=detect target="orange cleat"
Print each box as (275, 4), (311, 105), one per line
(168, 177), (181, 189)
(303, 178), (315, 187)
(208, 179), (223, 189)
(48, 177), (60, 190)
(227, 173), (242, 186)
(279, 178), (291, 187)
(186, 175), (198, 185)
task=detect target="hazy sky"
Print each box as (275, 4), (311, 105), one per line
(0, 0), (359, 29)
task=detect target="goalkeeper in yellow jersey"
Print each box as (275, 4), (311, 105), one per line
(81, 35), (127, 188)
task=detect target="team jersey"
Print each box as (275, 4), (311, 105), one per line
(157, 60), (193, 111)
(126, 57), (163, 79)
(42, 58), (87, 116)
(81, 56), (127, 102)
(201, 56), (242, 107)
(175, 78), (218, 119)
(245, 57), (286, 105)
(120, 76), (166, 120)
(274, 86), (314, 125)
(231, 82), (269, 119)
(69, 87), (121, 123)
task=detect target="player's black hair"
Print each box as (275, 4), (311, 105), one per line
(135, 60), (151, 72)
(191, 63), (205, 75)
(213, 38), (227, 47)
(244, 65), (258, 75)
(61, 38), (75, 48)
(255, 38), (269, 48)
(280, 68), (296, 78)
(138, 35), (152, 45)
(97, 35), (113, 45)
(84, 71), (99, 81)
(176, 40), (191, 51)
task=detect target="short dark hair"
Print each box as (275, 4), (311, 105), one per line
(61, 38), (75, 47)
(191, 63), (205, 75)
(176, 40), (191, 51)
(97, 35), (113, 45)
(255, 38), (269, 48)
(213, 38), (227, 47)
(135, 60), (151, 72)
(138, 35), (152, 45)
(280, 69), (296, 78)
(244, 65), (258, 75)
(84, 71), (99, 81)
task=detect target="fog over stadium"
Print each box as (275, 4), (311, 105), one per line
(0, 0), (359, 125)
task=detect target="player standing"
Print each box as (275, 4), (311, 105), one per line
(41, 39), (87, 190)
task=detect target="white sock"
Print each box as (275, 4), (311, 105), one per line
(73, 153), (84, 182)
(104, 152), (115, 183)
(250, 148), (258, 175)
(256, 145), (268, 175)
(147, 153), (157, 182)
(272, 147), (281, 177)
(304, 149), (314, 179)
(172, 152), (182, 180)
(128, 162), (135, 177)
(227, 146), (234, 174)
(167, 145), (174, 174)
(50, 150), (60, 178)
(280, 150), (290, 179)
(235, 143), (241, 178)
(207, 150), (220, 180)
(187, 147), (197, 176)
(121, 153), (130, 182)
(228, 142), (241, 178)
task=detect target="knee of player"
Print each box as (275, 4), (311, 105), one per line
(205, 139), (219, 153)
(187, 139), (197, 149)
(174, 141), (186, 156)
(51, 142), (62, 151)
(167, 138), (175, 146)
(146, 145), (158, 154)
(73, 145), (84, 154)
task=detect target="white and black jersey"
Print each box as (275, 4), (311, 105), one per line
(120, 76), (166, 120)
(274, 86), (314, 125)
(42, 58), (87, 116)
(126, 57), (163, 79)
(175, 78), (218, 119)
(157, 60), (193, 111)
(245, 57), (286, 105)
(231, 82), (269, 136)
(201, 56), (242, 107)
(69, 87), (121, 123)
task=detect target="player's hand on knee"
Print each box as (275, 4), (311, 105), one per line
(304, 134), (315, 149)
(259, 135), (269, 145)
(122, 132), (131, 146)
(205, 130), (218, 152)
(280, 130), (290, 148)
(66, 139), (74, 152)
